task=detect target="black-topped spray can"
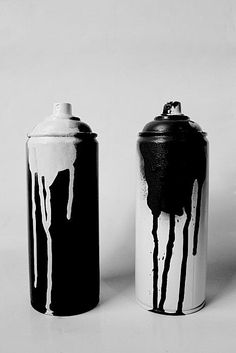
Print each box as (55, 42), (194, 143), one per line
(27, 103), (99, 316)
(136, 102), (208, 315)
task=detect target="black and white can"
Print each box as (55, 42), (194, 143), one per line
(136, 101), (208, 315)
(27, 103), (99, 316)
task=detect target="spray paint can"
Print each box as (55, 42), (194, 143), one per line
(27, 103), (99, 316)
(136, 101), (208, 315)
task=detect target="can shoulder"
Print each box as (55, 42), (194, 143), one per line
(138, 117), (206, 137)
(28, 116), (97, 138)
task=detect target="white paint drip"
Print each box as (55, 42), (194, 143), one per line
(31, 174), (38, 288)
(67, 166), (75, 220)
(37, 176), (53, 314)
(28, 137), (77, 313)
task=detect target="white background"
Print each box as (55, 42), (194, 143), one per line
(0, 0), (236, 352)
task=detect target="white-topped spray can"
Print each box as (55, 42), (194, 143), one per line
(27, 103), (99, 316)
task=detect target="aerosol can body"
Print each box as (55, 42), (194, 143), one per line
(136, 102), (208, 315)
(27, 103), (99, 316)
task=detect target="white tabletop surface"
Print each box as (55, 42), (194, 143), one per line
(1, 227), (236, 353)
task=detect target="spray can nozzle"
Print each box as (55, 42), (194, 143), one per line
(162, 101), (182, 115)
(53, 103), (73, 119)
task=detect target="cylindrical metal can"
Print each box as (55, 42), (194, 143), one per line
(136, 101), (208, 315)
(26, 103), (99, 316)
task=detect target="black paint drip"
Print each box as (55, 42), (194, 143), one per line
(140, 133), (206, 314)
(192, 186), (202, 256)
(176, 209), (191, 314)
(152, 214), (160, 310)
(158, 213), (175, 311)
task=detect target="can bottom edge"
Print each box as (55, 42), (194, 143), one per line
(136, 298), (206, 316)
(31, 298), (99, 317)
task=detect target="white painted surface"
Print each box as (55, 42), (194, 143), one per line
(0, 242), (236, 353)
(136, 174), (208, 313)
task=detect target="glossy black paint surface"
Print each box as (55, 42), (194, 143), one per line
(27, 138), (99, 316)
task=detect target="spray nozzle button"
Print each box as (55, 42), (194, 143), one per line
(53, 103), (73, 118)
(162, 101), (182, 115)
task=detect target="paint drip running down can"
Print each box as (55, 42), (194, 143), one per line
(27, 103), (99, 316)
(136, 101), (208, 315)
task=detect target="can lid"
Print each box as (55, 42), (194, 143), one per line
(28, 103), (97, 137)
(139, 101), (206, 137)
